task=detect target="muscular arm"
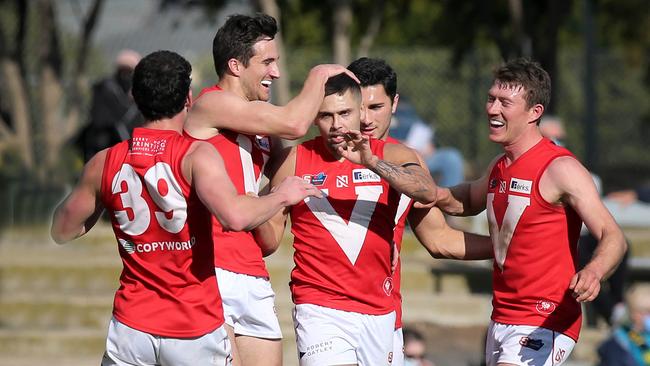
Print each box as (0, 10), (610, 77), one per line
(339, 131), (437, 204)
(541, 156), (627, 302)
(252, 146), (298, 254)
(434, 156), (501, 216)
(408, 206), (493, 260)
(51, 151), (106, 244)
(187, 142), (316, 232)
(185, 65), (357, 140)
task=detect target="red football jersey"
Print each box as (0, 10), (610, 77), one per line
(290, 136), (401, 315)
(192, 85), (272, 277)
(487, 138), (583, 340)
(386, 136), (413, 329)
(101, 127), (223, 338)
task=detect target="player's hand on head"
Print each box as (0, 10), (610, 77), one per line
(310, 64), (360, 84)
(569, 268), (602, 302)
(274, 176), (322, 205)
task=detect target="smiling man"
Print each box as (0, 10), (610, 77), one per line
(182, 14), (357, 366)
(435, 58), (626, 366)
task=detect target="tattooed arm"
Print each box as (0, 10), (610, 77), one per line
(338, 130), (437, 204)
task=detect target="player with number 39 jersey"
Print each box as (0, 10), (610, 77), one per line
(51, 50), (322, 366)
(101, 128), (223, 337)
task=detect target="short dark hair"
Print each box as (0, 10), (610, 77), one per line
(324, 73), (361, 101)
(347, 57), (397, 100)
(132, 50), (192, 121)
(212, 13), (278, 78)
(493, 58), (551, 110)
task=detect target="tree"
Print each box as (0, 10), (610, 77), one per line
(0, 0), (104, 181)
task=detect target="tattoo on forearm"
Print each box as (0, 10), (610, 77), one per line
(372, 160), (434, 198)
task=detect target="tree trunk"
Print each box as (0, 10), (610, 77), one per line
(37, 0), (64, 180)
(332, 0), (352, 65)
(67, 0), (105, 141)
(507, 0), (531, 57)
(1, 59), (33, 169)
(257, 0), (290, 104)
(357, 0), (386, 58)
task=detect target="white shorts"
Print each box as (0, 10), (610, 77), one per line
(485, 321), (576, 366)
(392, 327), (404, 366)
(293, 303), (395, 366)
(215, 267), (282, 339)
(102, 317), (231, 366)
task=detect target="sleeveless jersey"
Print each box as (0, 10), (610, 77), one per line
(386, 136), (413, 329)
(487, 138), (583, 340)
(100, 127), (223, 338)
(290, 136), (401, 315)
(193, 85), (272, 277)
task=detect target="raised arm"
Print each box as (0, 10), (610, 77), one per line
(187, 142), (318, 232)
(51, 150), (106, 244)
(541, 156), (627, 302)
(337, 130), (437, 204)
(185, 65), (358, 140)
(408, 206), (493, 260)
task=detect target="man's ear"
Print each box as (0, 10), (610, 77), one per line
(391, 93), (400, 114)
(185, 89), (193, 109)
(228, 58), (242, 77)
(529, 103), (544, 123)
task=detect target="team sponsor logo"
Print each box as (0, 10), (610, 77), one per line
(519, 337), (544, 351)
(131, 136), (167, 156)
(300, 340), (333, 359)
(555, 348), (566, 362)
(499, 180), (507, 193)
(302, 172), (327, 186)
(489, 178), (498, 189)
(383, 276), (393, 296)
(119, 239), (136, 254)
(352, 169), (381, 183)
(535, 299), (557, 315)
(255, 135), (271, 152)
(118, 237), (196, 254)
(336, 175), (349, 188)
(510, 178), (533, 194)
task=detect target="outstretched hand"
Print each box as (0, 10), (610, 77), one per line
(336, 130), (377, 167)
(273, 176), (323, 206)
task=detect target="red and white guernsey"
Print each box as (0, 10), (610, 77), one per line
(101, 127), (223, 338)
(193, 85), (272, 277)
(487, 138), (583, 340)
(386, 136), (413, 329)
(290, 136), (401, 315)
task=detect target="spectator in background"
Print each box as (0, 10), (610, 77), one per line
(77, 49), (143, 162)
(538, 114), (566, 146)
(607, 185), (650, 206)
(598, 283), (650, 366)
(391, 100), (465, 187)
(403, 327), (435, 366)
